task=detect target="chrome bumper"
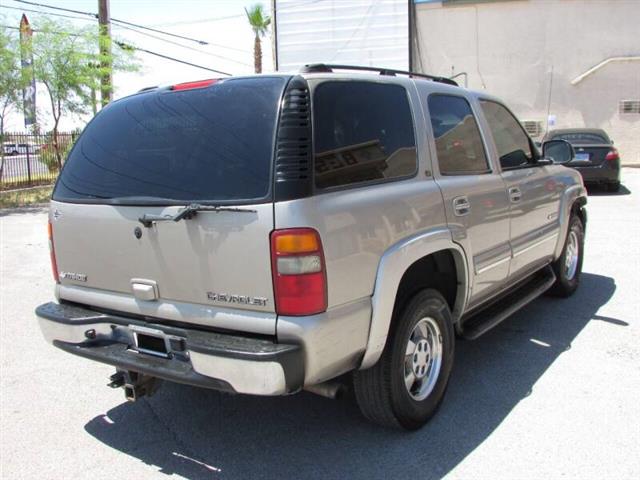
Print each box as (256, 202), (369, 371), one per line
(36, 302), (303, 396)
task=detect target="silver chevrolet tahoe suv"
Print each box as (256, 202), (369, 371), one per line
(36, 64), (587, 430)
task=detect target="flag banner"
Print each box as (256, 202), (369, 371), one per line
(19, 14), (36, 128)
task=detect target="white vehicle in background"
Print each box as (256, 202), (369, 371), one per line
(3, 142), (40, 156)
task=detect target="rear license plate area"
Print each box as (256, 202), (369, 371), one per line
(575, 153), (590, 162)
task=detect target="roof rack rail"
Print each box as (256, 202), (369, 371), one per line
(299, 63), (459, 87)
(137, 85), (158, 93)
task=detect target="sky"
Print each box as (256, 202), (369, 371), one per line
(1, 0), (274, 130)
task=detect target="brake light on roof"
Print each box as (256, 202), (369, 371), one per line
(605, 148), (619, 162)
(171, 79), (217, 91)
(47, 221), (59, 283)
(271, 228), (327, 316)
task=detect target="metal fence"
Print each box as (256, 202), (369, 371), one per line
(1, 131), (78, 190)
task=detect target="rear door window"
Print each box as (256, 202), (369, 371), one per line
(427, 94), (489, 175)
(312, 81), (417, 189)
(53, 77), (286, 204)
(479, 100), (534, 169)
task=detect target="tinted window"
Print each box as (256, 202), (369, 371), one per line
(428, 95), (489, 175)
(53, 77), (286, 204)
(480, 100), (534, 169)
(313, 81), (417, 189)
(550, 132), (609, 145)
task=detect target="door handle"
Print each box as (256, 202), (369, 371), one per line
(509, 187), (522, 203)
(453, 196), (471, 216)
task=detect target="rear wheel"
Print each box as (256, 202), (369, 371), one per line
(549, 214), (584, 297)
(353, 289), (455, 429)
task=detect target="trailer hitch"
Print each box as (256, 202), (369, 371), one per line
(108, 370), (162, 401)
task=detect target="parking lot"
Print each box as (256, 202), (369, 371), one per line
(1, 169), (639, 480)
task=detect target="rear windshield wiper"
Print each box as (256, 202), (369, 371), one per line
(139, 203), (257, 228)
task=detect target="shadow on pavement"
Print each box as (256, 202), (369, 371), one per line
(85, 272), (618, 479)
(0, 205), (48, 217)
(586, 184), (631, 196)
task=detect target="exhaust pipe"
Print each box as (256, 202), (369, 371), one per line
(304, 381), (344, 399)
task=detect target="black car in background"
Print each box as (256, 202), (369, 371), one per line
(543, 128), (621, 191)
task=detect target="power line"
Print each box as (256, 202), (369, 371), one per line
(12, 0), (96, 18)
(153, 0), (325, 27)
(0, 5), (95, 23)
(111, 22), (252, 67)
(0, 24), (232, 75)
(2, 4), (250, 57)
(152, 13), (244, 28)
(1, 23), (81, 36)
(13, 0), (211, 45)
(110, 17), (207, 46)
(114, 41), (231, 76)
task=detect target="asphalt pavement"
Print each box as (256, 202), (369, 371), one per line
(1, 169), (639, 480)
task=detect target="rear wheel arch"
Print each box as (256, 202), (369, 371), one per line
(360, 233), (469, 370)
(572, 198), (587, 229)
(554, 184), (587, 260)
(392, 250), (464, 323)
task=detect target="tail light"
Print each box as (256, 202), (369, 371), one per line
(270, 228), (327, 316)
(48, 221), (59, 283)
(605, 148), (619, 162)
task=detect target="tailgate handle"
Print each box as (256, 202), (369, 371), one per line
(131, 279), (159, 301)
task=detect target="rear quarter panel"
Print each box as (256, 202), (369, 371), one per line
(275, 76), (448, 310)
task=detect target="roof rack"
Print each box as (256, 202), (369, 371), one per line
(299, 63), (459, 87)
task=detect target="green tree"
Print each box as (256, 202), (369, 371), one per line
(245, 4), (271, 74)
(0, 25), (28, 181)
(27, 19), (138, 170)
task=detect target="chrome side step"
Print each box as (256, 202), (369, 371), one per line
(460, 266), (556, 340)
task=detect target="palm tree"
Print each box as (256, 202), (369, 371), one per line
(245, 4), (271, 73)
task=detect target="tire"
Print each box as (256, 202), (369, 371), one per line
(607, 182), (620, 192)
(353, 289), (455, 430)
(549, 214), (584, 297)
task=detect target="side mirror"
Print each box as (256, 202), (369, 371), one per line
(542, 139), (574, 164)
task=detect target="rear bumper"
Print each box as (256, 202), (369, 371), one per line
(36, 302), (303, 396)
(571, 163), (620, 184)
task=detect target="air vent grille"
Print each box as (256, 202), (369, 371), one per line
(274, 77), (313, 201)
(522, 120), (543, 137)
(619, 100), (640, 114)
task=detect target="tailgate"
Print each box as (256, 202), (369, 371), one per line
(48, 76), (289, 334)
(51, 200), (276, 332)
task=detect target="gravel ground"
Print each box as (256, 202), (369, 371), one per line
(1, 169), (639, 480)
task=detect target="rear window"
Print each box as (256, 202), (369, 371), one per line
(550, 132), (609, 145)
(53, 77), (286, 204)
(313, 81), (417, 189)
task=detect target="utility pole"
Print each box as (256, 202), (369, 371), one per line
(98, 0), (112, 106)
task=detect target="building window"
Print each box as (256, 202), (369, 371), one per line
(619, 100), (640, 114)
(521, 120), (543, 138)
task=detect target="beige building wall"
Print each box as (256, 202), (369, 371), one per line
(414, 0), (640, 164)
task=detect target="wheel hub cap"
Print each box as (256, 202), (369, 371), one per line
(412, 339), (431, 378)
(404, 317), (443, 401)
(565, 230), (579, 280)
